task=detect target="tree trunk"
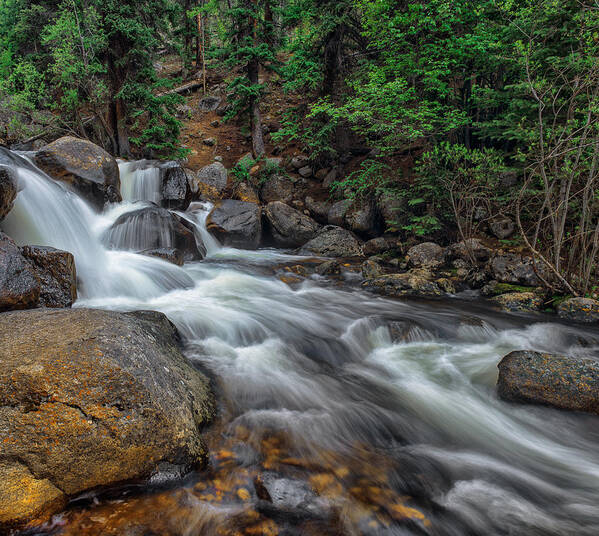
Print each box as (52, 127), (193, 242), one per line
(248, 58), (264, 157)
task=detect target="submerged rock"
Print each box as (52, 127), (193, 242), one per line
(207, 200), (262, 249)
(298, 225), (363, 258)
(264, 201), (321, 248)
(0, 165), (17, 221)
(104, 205), (204, 261)
(497, 350), (599, 415)
(141, 247), (184, 266)
(0, 308), (214, 529)
(0, 232), (40, 311)
(34, 136), (121, 209)
(557, 297), (599, 324)
(20, 246), (77, 308)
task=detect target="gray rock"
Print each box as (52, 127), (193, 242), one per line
(489, 217), (515, 239)
(497, 350), (599, 415)
(304, 196), (331, 223)
(377, 192), (406, 231)
(345, 198), (380, 237)
(0, 308), (214, 528)
(141, 247), (184, 266)
(298, 225), (363, 258)
(103, 206), (204, 261)
(203, 137), (217, 147)
(322, 168), (338, 189)
(557, 297), (599, 323)
(363, 237), (389, 256)
(207, 200), (262, 249)
(363, 270), (443, 298)
(0, 165), (17, 221)
(191, 162), (229, 200)
(492, 292), (543, 312)
(260, 175), (294, 204)
(406, 242), (445, 268)
(0, 232), (40, 312)
(490, 254), (548, 286)
(298, 165), (313, 178)
(327, 199), (351, 226)
(34, 136), (121, 209)
(198, 95), (221, 112)
(264, 202), (321, 248)
(361, 259), (384, 279)
(449, 238), (491, 263)
(20, 246), (77, 308)
(160, 163), (192, 210)
(315, 259), (341, 276)
(290, 155), (309, 170)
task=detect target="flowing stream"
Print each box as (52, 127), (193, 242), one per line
(2, 150), (599, 536)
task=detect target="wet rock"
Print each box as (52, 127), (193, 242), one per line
(260, 175), (294, 204)
(557, 297), (599, 323)
(304, 196), (330, 223)
(388, 320), (428, 343)
(406, 242), (445, 269)
(0, 166), (17, 221)
(34, 136), (121, 209)
(141, 247), (184, 266)
(363, 270), (443, 298)
(449, 238), (491, 263)
(20, 246), (77, 308)
(160, 163), (192, 210)
(298, 225), (363, 258)
(362, 258), (384, 279)
(207, 200), (262, 249)
(489, 217), (515, 239)
(104, 206), (204, 261)
(345, 198), (380, 237)
(315, 259), (341, 276)
(264, 202), (321, 248)
(0, 232), (40, 312)
(497, 350), (599, 415)
(198, 95), (221, 112)
(327, 199), (351, 226)
(254, 473), (327, 517)
(232, 181), (260, 204)
(492, 292), (543, 312)
(191, 162), (229, 200)
(0, 308), (214, 529)
(490, 254), (548, 286)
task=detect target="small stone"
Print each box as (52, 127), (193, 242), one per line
(203, 137), (217, 147)
(298, 165), (313, 178)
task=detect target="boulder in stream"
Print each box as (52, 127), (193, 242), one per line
(0, 232), (40, 311)
(363, 270), (443, 298)
(557, 297), (599, 324)
(104, 205), (204, 261)
(0, 308), (214, 529)
(497, 350), (599, 415)
(141, 247), (184, 266)
(160, 163), (192, 210)
(298, 225), (363, 258)
(264, 201), (321, 248)
(20, 245), (77, 308)
(491, 292), (543, 313)
(191, 162), (229, 200)
(34, 136), (121, 209)
(207, 199), (262, 249)
(0, 165), (17, 221)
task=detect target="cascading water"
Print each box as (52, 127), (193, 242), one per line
(119, 160), (162, 204)
(3, 148), (599, 535)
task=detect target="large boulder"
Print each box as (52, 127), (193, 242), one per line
(264, 202), (321, 248)
(206, 200), (262, 249)
(345, 198), (380, 237)
(497, 350), (599, 415)
(298, 225), (363, 258)
(304, 196), (330, 224)
(34, 136), (121, 209)
(377, 192), (406, 231)
(490, 254), (548, 286)
(0, 165), (17, 221)
(103, 206), (204, 261)
(327, 199), (351, 226)
(20, 246), (77, 308)
(260, 175), (294, 204)
(491, 292), (543, 313)
(0, 232), (40, 311)
(449, 238), (491, 264)
(160, 163), (192, 211)
(557, 297), (599, 323)
(406, 242), (445, 269)
(190, 162), (229, 201)
(0, 308), (214, 529)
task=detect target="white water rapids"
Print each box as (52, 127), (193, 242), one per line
(2, 149), (599, 535)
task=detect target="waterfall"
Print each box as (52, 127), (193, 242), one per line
(119, 160), (162, 204)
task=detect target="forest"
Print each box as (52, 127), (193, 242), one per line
(0, 0), (598, 295)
